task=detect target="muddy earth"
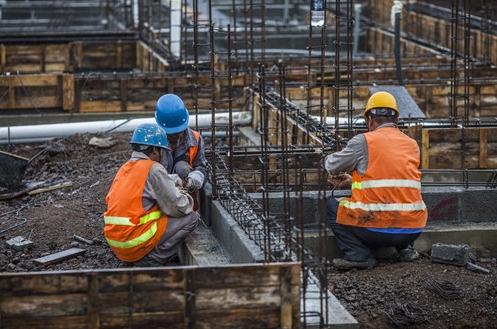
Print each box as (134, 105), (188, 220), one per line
(0, 132), (496, 328)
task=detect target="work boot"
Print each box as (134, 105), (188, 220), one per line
(163, 253), (181, 266)
(133, 253), (181, 267)
(398, 247), (420, 262)
(332, 258), (376, 270)
(132, 256), (163, 267)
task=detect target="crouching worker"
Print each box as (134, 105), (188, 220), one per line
(324, 91), (428, 270)
(154, 94), (208, 212)
(104, 123), (198, 267)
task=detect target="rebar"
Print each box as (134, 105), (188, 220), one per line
(385, 303), (430, 327)
(426, 279), (464, 300)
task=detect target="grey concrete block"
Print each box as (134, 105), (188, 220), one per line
(431, 243), (469, 266)
(6, 236), (33, 251)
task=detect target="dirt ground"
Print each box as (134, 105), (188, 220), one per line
(0, 131), (496, 329)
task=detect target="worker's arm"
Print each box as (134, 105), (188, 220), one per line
(147, 163), (194, 217)
(324, 134), (368, 176)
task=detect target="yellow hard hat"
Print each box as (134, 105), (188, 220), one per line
(364, 91), (399, 120)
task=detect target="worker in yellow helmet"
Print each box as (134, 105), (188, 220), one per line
(324, 91), (428, 270)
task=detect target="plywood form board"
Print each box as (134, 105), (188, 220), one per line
(0, 74), (61, 110)
(411, 127), (497, 169)
(0, 263), (301, 329)
(79, 42), (135, 70)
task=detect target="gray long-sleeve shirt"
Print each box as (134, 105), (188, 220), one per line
(324, 123), (398, 176)
(130, 151), (194, 217)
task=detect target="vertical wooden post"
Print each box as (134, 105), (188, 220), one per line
(480, 128), (488, 168)
(87, 272), (99, 329)
(120, 78), (128, 112)
(279, 266), (293, 329)
(62, 73), (74, 111)
(1, 44), (6, 72)
(421, 129), (430, 169)
(184, 269), (196, 329)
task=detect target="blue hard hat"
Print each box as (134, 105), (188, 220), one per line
(155, 94), (189, 134)
(130, 123), (171, 150)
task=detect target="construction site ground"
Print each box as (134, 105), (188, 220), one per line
(0, 131), (496, 329)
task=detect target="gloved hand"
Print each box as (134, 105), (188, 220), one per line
(184, 170), (204, 193)
(168, 174), (183, 187)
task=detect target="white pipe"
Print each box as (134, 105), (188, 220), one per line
(0, 111), (252, 144)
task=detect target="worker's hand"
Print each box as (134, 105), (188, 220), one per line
(168, 174), (183, 187)
(327, 173), (352, 189)
(184, 170), (204, 193)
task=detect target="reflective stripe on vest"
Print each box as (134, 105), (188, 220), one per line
(339, 200), (427, 212)
(104, 210), (162, 248)
(106, 220), (158, 249)
(104, 210), (162, 226)
(351, 179), (421, 190)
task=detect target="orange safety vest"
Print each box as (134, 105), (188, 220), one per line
(103, 160), (168, 262)
(337, 127), (427, 229)
(187, 130), (200, 166)
(188, 130), (200, 211)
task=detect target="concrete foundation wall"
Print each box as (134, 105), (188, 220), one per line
(250, 187), (497, 226)
(200, 184), (497, 263)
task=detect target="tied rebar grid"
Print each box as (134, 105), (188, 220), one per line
(333, 0), (356, 143)
(208, 151), (293, 263)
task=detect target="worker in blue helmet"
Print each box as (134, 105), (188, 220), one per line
(155, 94), (207, 212)
(104, 123), (198, 267)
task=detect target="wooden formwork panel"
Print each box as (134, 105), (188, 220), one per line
(365, 27), (441, 57)
(0, 263), (301, 329)
(136, 41), (170, 72)
(228, 153), (323, 192)
(0, 44), (71, 73)
(0, 74), (71, 111)
(407, 126), (497, 169)
(76, 41), (136, 70)
(402, 11), (497, 65)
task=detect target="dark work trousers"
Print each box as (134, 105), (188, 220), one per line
(326, 198), (421, 261)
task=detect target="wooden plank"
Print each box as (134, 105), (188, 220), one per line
(1, 44), (5, 72)
(480, 128), (488, 169)
(33, 248), (86, 266)
(62, 73), (74, 111)
(0, 74), (59, 87)
(280, 265), (293, 329)
(1, 293), (88, 316)
(0, 263), (301, 328)
(0, 315), (87, 329)
(195, 308), (281, 328)
(87, 273), (99, 329)
(421, 129), (430, 169)
(120, 78), (128, 112)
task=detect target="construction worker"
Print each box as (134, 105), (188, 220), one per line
(104, 123), (197, 267)
(324, 91), (428, 270)
(155, 93), (207, 211)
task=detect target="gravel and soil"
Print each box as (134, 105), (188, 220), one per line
(0, 131), (496, 328)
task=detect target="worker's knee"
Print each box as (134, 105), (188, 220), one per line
(172, 161), (192, 179)
(184, 212), (199, 231)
